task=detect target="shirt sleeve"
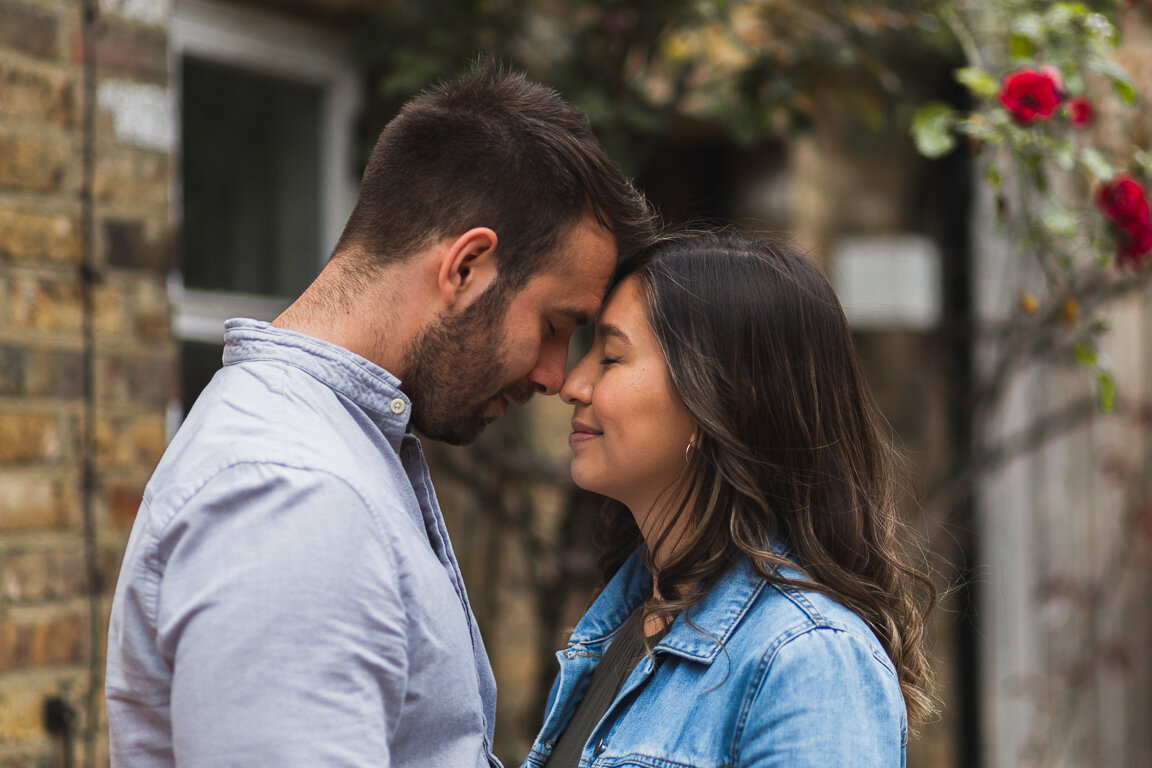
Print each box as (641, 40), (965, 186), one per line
(738, 626), (907, 767)
(153, 461), (408, 768)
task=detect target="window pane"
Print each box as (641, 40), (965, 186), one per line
(180, 340), (224, 415)
(181, 56), (322, 297)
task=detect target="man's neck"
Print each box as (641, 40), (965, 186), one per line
(272, 260), (420, 377)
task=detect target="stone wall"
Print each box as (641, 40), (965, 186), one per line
(0, 0), (174, 764)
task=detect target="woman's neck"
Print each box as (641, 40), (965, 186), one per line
(630, 487), (701, 640)
(629, 487), (695, 572)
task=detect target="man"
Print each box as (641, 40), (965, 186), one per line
(105, 64), (655, 767)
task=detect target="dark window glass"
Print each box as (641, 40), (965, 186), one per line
(181, 56), (322, 297)
(180, 340), (225, 415)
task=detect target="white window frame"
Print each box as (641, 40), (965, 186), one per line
(169, 0), (361, 343)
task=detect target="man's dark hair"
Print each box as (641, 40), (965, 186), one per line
(334, 61), (656, 293)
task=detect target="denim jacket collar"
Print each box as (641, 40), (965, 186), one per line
(567, 550), (772, 664)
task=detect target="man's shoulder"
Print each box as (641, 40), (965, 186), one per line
(182, 357), (397, 459)
(144, 364), (412, 531)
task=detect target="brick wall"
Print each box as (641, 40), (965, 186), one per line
(0, 0), (175, 765)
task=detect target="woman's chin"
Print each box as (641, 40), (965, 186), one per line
(570, 465), (608, 498)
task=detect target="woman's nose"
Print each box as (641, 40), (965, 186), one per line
(560, 354), (592, 405)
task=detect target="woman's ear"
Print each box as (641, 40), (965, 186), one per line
(437, 227), (499, 309)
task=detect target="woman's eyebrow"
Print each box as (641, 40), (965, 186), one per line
(596, 322), (632, 345)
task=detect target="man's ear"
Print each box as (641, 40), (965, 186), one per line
(438, 227), (499, 309)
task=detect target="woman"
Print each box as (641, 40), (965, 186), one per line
(523, 232), (936, 768)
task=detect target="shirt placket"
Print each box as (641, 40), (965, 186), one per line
(399, 434), (501, 763)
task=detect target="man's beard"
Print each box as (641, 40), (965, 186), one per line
(401, 286), (535, 445)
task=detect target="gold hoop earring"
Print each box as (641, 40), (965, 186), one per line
(684, 442), (694, 465)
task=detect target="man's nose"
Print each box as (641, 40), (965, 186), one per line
(529, 343), (567, 395)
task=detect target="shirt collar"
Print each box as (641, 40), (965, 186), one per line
(222, 318), (413, 449)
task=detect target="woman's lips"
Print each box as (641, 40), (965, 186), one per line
(569, 419), (602, 446)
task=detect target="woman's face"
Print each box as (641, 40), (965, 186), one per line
(560, 275), (697, 516)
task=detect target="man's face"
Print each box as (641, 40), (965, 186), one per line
(402, 212), (618, 445)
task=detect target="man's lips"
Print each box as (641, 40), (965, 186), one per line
(569, 419), (602, 445)
(483, 388), (534, 421)
(483, 394), (512, 421)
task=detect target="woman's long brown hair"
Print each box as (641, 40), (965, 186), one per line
(596, 232), (938, 728)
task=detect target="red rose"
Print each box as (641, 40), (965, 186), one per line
(1097, 174), (1152, 269)
(1068, 96), (1093, 126)
(998, 67), (1065, 123)
(1117, 223), (1152, 269)
(1096, 174), (1152, 228)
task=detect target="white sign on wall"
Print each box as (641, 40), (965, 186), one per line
(829, 233), (942, 331)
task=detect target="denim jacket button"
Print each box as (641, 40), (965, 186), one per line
(595, 737), (606, 755)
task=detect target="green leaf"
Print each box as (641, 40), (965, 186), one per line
(1012, 14), (1044, 42)
(1134, 150), (1152, 179)
(911, 102), (957, 159)
(1083, 11), (1118, 46)
(1080, 147), (1115, 180)
(1046, 2), (1087, 30)
(1009, 33), (1035, 59)
(1042, 207), (1078, 237)
(1029, 161), (1051, 195)
(1096, 369), (1117, 412)
(1074, 341), (1098, 367)
(1052, 141), (1076, 172)
(1113, 78), (1137, 105)
(1089, 57), (1137, 105)
(986, 163), (1002, 189)
(954, 66), (1000, 98)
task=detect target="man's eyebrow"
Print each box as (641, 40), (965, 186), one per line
(558, 307), (593, 327)
(596, 322), (631, 344)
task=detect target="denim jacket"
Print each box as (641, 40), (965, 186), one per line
(522, 550), (907, 768)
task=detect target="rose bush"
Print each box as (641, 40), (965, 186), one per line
(912, 0), (1152, 411)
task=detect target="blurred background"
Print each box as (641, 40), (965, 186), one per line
(1, 0), (1151, 766)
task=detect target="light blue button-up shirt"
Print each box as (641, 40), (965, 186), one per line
(106, 319), (501, 768)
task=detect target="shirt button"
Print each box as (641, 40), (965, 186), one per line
(389, 398), (406, 415)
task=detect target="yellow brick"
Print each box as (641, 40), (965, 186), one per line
(0, 130), (74, 193)
(94, 147), (169, 208)
(0, 412), (65, 463)
(0, 207), (82, 265)
(93, 281), (126, 335)
(0, 60), (78, 127)
(133, 278), (172, 340)
(95, 412), (167, 470)
(0, 474), (79, 530)
(5, 275), (84, 334)
(0, 674), (87, 744)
